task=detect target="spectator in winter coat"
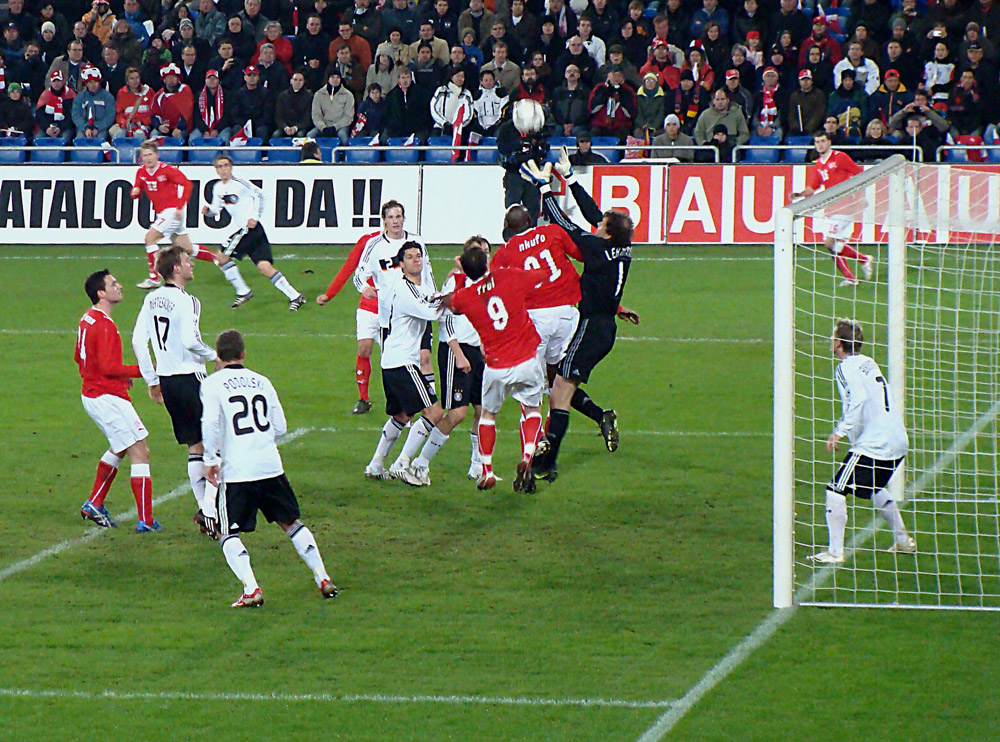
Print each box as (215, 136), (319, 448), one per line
(0, 83), (35, 138)
(47, 39), (87, 92)
(568, 132), (608, 165)
(381, 0), (420, 45)
(353, 83), (386, 137)
(253, 22), (293, 75)
(294, 14), (332, 87)
(947, 70), (983, 135)
(228, 63), (274, 140)
(597, 44), (641, 89)
(693, 86), (750, 145)
(470, 67), (508, 136)
(376, 28), (413, 69)
(550, 63), (590, 137)
(481, 41), (521, 92)
(35, 67), (76, 141)
(120, 0), (150, 50)
(273, 70), (312, 138)
(150, 63), (195, 139)
(870, 69), (913, 129)
(833, 40), (880, 95)
(513, 66), (546, 104)
(801, 43), (835, 93)
(111, 66), (153, 138)
(651, 112), (696, 160)
(827, 68), (868, 138)
(635, 72), (666, 136)
(366, 53), (399, 93)
(254, 43), (289, 91)
(722, 68), (753, 122)
(81, 0), (116, 45)
(310, 66), (354, 141)
(430, 66), (474, 134)
(924, 41), (956, 104)
(458, 0), (496, 48)
(799, 16), (842, 68)
(191, 68), (231, 140)
(640, 39), (680, 90)
(196, 0), (228, 48)
(860, 118), (895, 162)
(329, 21), (372, 71)
(330, 45), (365, 103)
(553, 35), (597, 87)
(72, 63), (114, 138)
(751, 65), (786, 138)
(588, 65), (637, 142)
(384, 67), (432, 140)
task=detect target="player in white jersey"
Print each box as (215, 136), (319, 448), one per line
(201, 330), (338, 607)
(399, 236), (489, 487)
(352, 200), (436, 381)
(364, 242), (447, 481)
(810, 319), (916, 564)
(201, 154), (306, 311)
(132, 246), (219, 534)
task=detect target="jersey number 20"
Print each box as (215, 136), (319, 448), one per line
(230, 394), (270, 435)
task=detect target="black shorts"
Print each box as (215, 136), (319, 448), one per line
(383, 364), (437, 417)
(421, 323), (432, 352)
(159, 372), (204, 445)
(222, 223), (273, 264)
(218, 473), (300, 535)
(559, 314), (617, 385)
(828, 453), (904, 500)
(438, 341), (484, 410)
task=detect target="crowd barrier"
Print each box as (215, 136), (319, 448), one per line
(0, 160), (996, 246)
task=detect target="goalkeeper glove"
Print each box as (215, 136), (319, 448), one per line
(554, 145), (576, 184)
(519, 160), (553, 190)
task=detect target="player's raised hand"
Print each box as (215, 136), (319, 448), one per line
(519, 160), (552, 186)
(554, 145), (574, 178)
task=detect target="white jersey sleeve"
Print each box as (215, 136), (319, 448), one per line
(201, 365), (286, 482)
(135, 285), (216, 378)
(131, 296), (159, 386)
(438, 274), (481, 346)
(834, 354), (908, 460)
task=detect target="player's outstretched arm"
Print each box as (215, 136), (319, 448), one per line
(616, 305), (641, 325)
(568, 181), (604, 228)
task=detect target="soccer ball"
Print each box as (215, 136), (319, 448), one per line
(513, 99), (545, 136)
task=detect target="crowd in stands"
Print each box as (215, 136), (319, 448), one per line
(0, 0), (998, 161)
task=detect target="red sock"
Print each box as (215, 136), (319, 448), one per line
(356, 355), (371, 401)
(839, 244), (860, 260)
(519, 412), (543, 460)
(191, 245), (216, 262)
(478, 420), (496, 474)
(145, 249), (159, 280)
(89, 460), (119, 508)
(130, 473), (153, 525)
(518, 404), (527, 451)
(834, 256), (855, 281)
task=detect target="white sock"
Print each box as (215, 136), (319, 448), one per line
(372, 417), (405, 466)
(221, 535), (258, 593)
(188, 454), (207, 511)
(414, 427), (449, 469)
(270, 271), (299, 300)
(288, 524), (330, 587)
(399, 416), (434, 464)
(221, 260), (250, 295)
(101, 450), (124, 468)
(872, 489), (909, 543)
(470, 432), (480, 465)
(825, 489), (848, 557)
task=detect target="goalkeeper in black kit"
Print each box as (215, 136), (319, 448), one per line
(523, 150), (641, 483)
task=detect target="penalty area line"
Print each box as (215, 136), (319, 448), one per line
(0, 687), (675, 710)
(0, 428), (314, 584)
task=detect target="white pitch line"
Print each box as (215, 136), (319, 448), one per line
(0, 687), (674, 710)
(0, 428), (313, 584)
(0, 254), (770, 263)
(313, 426), (768, 439)
(635, 402), (1000, 742)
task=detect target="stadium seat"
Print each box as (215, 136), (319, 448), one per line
(546, 136), (576, 163)
(943, 147), (969, 163)
(425, 136), (455, 163)
(229, 137), (263, 162)
(783, 135), (813, 163)
(188, 137), (224, 163)
(0, 137), (27, 163)
(385, 137), (420, 163)
(955, 134), (985, 162)
(159, 136), (185, 162)
(70, 137), (105, 163)
(475, 136), (499, 163)
(591, 136), (621, 163)
(31, 136), (66, 162)
(986, 146), (1000, 163)
(744, 134), (781, 163)
(314, 137), (340, 162)
(267, 137), (300, 162)
(111, 137), (139, 163)
(344, 137), (382, 163)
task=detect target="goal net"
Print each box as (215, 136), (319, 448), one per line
(774, 154), (1000, 610)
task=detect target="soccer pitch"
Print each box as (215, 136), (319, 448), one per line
(0, 244), (996, 741)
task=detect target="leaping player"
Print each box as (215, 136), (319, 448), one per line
(130, 139), (245, 292)
(791, 130), (874, 287)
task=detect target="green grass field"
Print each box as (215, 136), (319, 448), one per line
(1, 244), (997, 741)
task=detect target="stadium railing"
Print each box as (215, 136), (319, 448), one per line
(733, 144), (924, 163)
(935, 143), (1000, 163)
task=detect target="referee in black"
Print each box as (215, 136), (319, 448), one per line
(523, 152), (641, 482)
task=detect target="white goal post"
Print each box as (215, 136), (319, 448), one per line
(774, 154), (1000, 610)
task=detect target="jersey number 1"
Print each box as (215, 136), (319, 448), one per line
(875, 376), (890, 412)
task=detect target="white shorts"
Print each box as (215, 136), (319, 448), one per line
(356, 307), (379, 341)
(82, 394), (149, 453)
(814, 215), (852, 245)
(481, 356), (546, 414)
(529, 305), (580, 366)
(151, 208), (187, 238)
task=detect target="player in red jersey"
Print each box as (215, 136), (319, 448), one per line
(448, 244), (548, 493)
(76, 269), (161, 532)
(130, 140), (233, 290)
(316, 230), (381, 414)
(791, 130), (874, 287)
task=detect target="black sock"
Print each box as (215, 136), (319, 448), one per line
(571, 389), (604, 424)
(547, 409), (571, 462)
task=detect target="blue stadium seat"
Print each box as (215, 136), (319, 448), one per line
(943, 148), (968, 163)
(783, 136), (813, 163)
(31, 136), (65, 162)
(70, 137), (105, 163)
(591, 136), (621, 163)
(314, 137), (340, 162)
(0, 137), (27, 163)
(745, 134), (781, 163)
(229, 137), (263, 162)
(425, 136), (454, 163)
(546, 135), (576, 163)
(111, 137), (140, 163)
(385, 137), (420, 163)
(268, 137), (300, 162)
(345, 137), (382, 162)
(987, 147), (1000, 163)
(476, 136), (499, 163)
(159, 136), (185, 162)
(188, 137), (224, 162)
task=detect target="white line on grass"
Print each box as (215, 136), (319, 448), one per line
(635, 403), (1000, 741)
(0, 687), (674, 710)
(312, 426), (769, 439)
(0, 254), (771, 263)
(0, 428), (314, 584)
